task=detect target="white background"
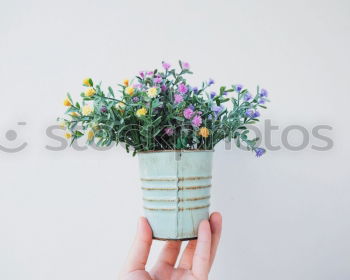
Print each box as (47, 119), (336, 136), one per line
(1, 0), (349, 279)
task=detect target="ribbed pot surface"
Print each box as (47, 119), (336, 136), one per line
(138, 150), (213, 240)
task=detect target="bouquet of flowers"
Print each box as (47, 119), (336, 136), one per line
(59, 60), (269, 156)
(59, 60), (270, 240)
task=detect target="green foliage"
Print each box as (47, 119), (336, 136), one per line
(59, 61), (269, 155)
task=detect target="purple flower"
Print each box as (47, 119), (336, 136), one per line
(210, 91), (216, 99)
(183, 107), (194, 119)
(161, 84), (167, 92)
(164, 127), (174, 136)
(188, 104), (195, 110)
(174, 94), (184, 104)
(253, 111), (260, 118)
(223, 91), (228, 96)
(139, 71), (145, 78)
(153, 76), (162, 84)
(100, 105), (107, 113)
(260, 88), (268, 97)
(192, 115), (202, 127)
(212, 105), (223, 117)
(243, 92), (252, 101)
(255, 148), (266, 157)
(132, 97), (139, 103)
(235, 84), (243, 92)
(258, 98), (266, 104)
(178, 83), (188, 94)
(208, 78), (215, 86)
(246, 109), (260, 118)
(192, 87), (198, 94)
(146, 71), (154, 76)
(182, 61), (190, 69)
(246, 109), (255, 118)
(134, 83), (142, 89)
(162, 62), (171, 70)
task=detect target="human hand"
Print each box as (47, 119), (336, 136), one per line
(119, 212), (222, 280)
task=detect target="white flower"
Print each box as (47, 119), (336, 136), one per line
(147, 87), (158, 98)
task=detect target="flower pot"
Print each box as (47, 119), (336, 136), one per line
(138, 150), (213, 240)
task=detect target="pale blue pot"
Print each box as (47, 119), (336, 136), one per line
(138, 150), (213, 240)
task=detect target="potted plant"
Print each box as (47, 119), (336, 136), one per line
(59, 60), (269, 240)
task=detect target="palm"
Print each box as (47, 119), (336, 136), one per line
(119, 213), (222, 280)
(121, 270), (153, 280)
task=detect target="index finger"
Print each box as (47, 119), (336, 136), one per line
(192, 219), (212, 278)
(124, 217), (153, 273)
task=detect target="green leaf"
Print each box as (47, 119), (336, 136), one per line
(173, 116), (185, 121)
(108, 86), (115, 97)
(67, 93), (73, 104)
(176, 138), (182, 149)
(74, 131), (84, 138)
(220, 98), (230, 103)
(153, 128), (162, 137)
(220, 86), (226, 95)
(65, 107), (80, 114)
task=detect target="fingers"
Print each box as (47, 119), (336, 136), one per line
(124, 217), (153, 273)
(192, 219), (212, 279)
(157, 241), (182, 267)
(178, 239), (197, 269)
(209, 212), (222, 269)
(178, 212), (223, 272)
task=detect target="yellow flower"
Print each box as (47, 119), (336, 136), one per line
(82, 78), (92, 87)
(115, 102), (125, 109)
(125, 86), (135, 95)
(59, 121), (66, 129)
(87, 130), (94, 141)
(85, 87), (96, 97)
(147, 87), (158, 98)
(64, 132), (72, 139)
(115, 102), (126, 113)
(136, 107), (147, 117)
(198, 127), (210, 138)
(82, 105), (94, 116)
(123, 79), (129, 86)
(63, 98), (72, 107)
(70, 112), (80, 117)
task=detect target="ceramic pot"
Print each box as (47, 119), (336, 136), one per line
(138, 150), (213, 240)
